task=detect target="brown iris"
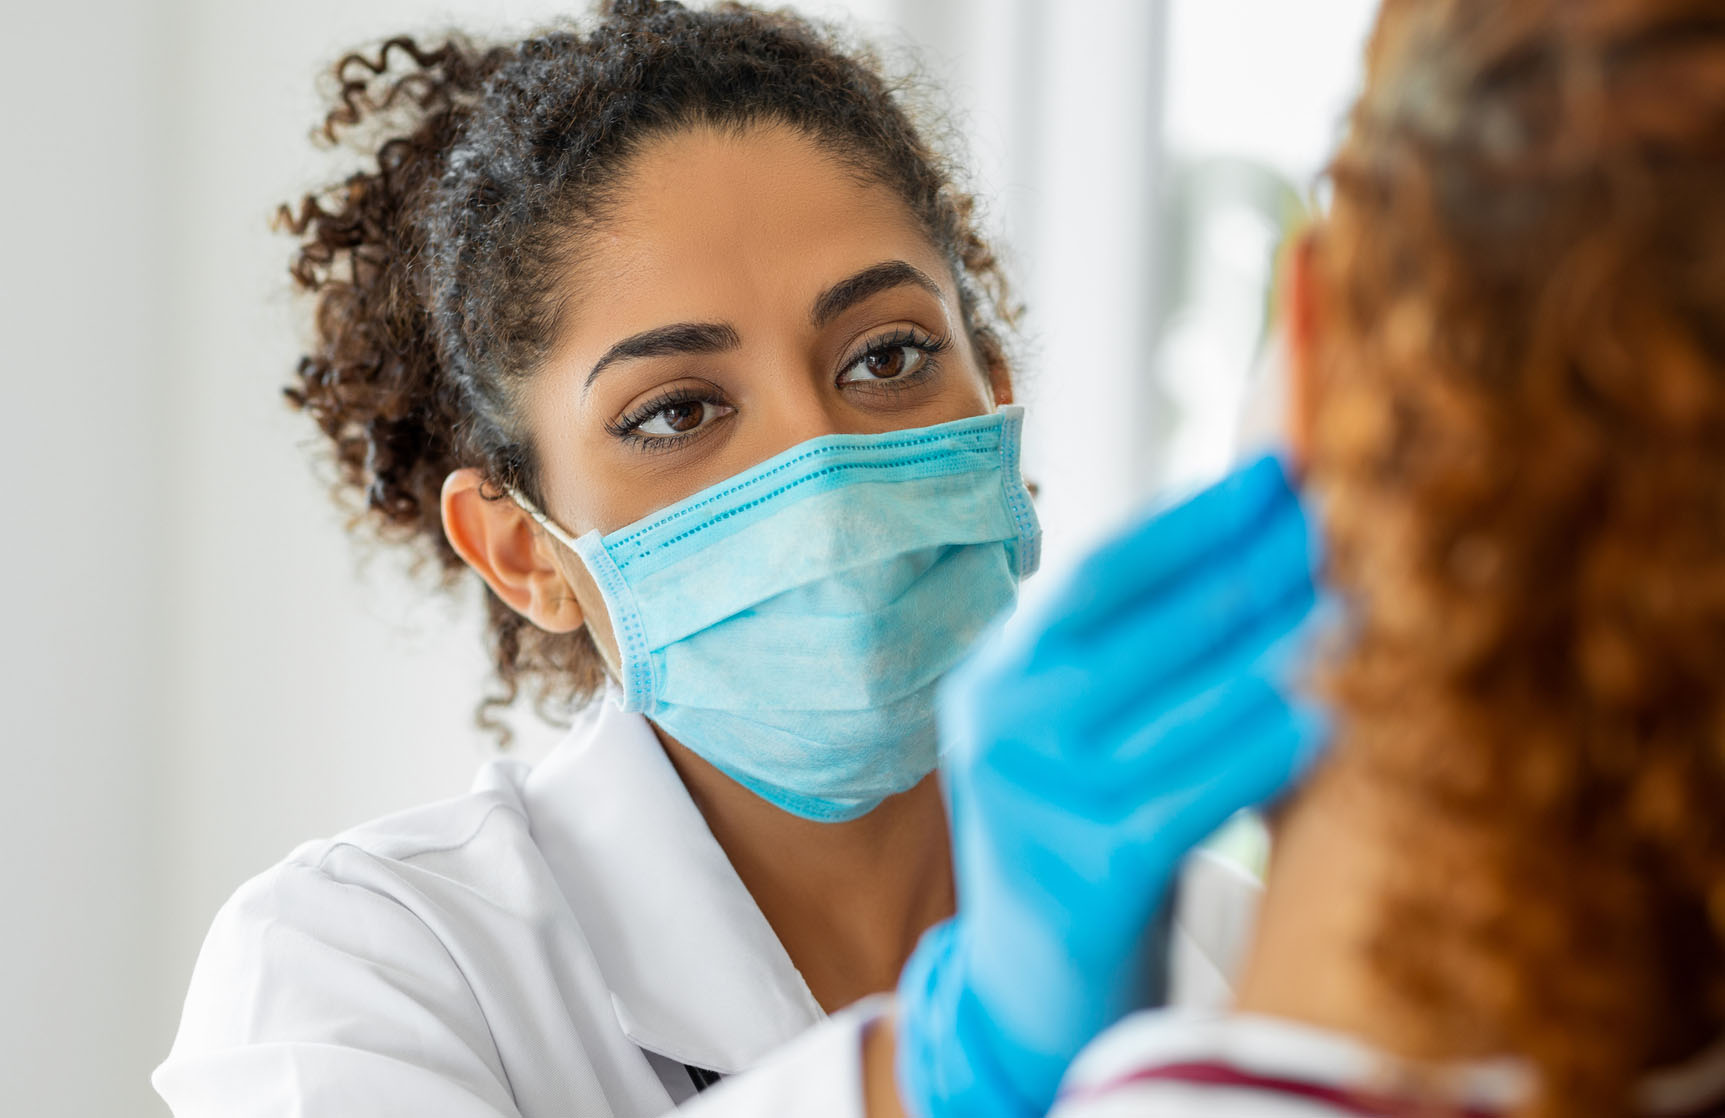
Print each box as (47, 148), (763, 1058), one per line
(661, 400), (705, 432)
(862, 347), (912, 379)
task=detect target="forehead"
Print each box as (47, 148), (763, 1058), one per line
(567, 123), (951, 326)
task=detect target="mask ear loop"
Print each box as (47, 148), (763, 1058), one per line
(993, 407), (1042, 579)
(504, 486), (658, 712)
(505, 486), (584, 553)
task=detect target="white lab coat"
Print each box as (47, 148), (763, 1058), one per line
(155, 698), (1260, 1117)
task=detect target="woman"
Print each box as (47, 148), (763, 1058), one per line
(155, 3), (1251, 1116)
(886, 0), (1725, 1115)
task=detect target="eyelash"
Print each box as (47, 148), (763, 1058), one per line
(604, 328), (953, 451)
(839, 327), (952, 393)
(605, 386), (722, 453)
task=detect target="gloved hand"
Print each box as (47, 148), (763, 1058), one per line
(895, 454), (1329, 1118)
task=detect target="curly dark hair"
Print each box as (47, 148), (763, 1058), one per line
(277, 0), (1015, 737)
(1310, 0), (1725, 1113)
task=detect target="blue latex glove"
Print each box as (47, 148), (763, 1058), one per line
(895, 454), (1329, 1118)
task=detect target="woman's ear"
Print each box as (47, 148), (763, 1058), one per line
(981, 338), (1014, 407)
(980, 349), (1037, 494)
(440, 469), (586, 634)
(1284, 230), (1324, 476)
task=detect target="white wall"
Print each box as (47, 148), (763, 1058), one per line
(5, 3), (170, 1114)
(1, 2), (1374, 1114)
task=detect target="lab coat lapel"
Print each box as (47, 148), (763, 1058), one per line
(523, 697), (826, 1075)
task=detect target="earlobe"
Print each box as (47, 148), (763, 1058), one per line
(986, 354), (1014, 408)
(440, 469), (587, 634)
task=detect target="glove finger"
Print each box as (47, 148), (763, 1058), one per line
(1119, 697), (1330, 855)
(1038, 490), (1317, 726)
(1029, 454), (1302, 643)
(959, 702), (1324, 963)
(1080, 570), (1318, 750)
(1097, 670), (1288, 798)
(951, 496), (1311, 757)
(965, 621), (1310, 818)
(1093, 670), (1329, 821)
(952, 579), (1318, 798)
(935, 474), (1316, 741)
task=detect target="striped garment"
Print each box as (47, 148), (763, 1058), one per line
(1051, 1011), (1725, 1118)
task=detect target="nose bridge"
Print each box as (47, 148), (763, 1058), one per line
(745, 353), (863, 458)
(764, 394), (851, 452)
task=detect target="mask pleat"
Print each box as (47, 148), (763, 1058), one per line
(580, 407), (1041, 821)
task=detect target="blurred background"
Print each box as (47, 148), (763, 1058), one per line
(2, 0), (1375, 1113)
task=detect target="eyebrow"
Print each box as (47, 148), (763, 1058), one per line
(584, 321), (742, 390)
(811, 260), (946, 327)
(581, 261), (945, 391)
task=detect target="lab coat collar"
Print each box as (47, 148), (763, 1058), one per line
(522, 696), (825, 1075)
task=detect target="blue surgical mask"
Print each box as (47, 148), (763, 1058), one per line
(512, 407), (1041, 822)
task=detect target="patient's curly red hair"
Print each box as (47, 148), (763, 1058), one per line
(1309, 1), (1725, 1113)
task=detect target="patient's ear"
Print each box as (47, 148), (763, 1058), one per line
(1283, 231), (1324, 476)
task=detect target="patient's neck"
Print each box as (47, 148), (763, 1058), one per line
(1231, 761), (1498, 1063)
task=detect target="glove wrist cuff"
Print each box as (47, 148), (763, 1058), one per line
(893, 918), (1058, 1118)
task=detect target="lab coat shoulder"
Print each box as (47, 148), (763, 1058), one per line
(280, 756), (549, 913)
(312, 755), (535, 863)
(158, 845), (519, 1117)
(154, 758), (661, 1118)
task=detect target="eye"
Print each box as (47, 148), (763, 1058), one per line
(636, 398), (724, 437)
(607, 386), (736, 447)
(839, 343), (928, 384)
(838, 330), (948, 386)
